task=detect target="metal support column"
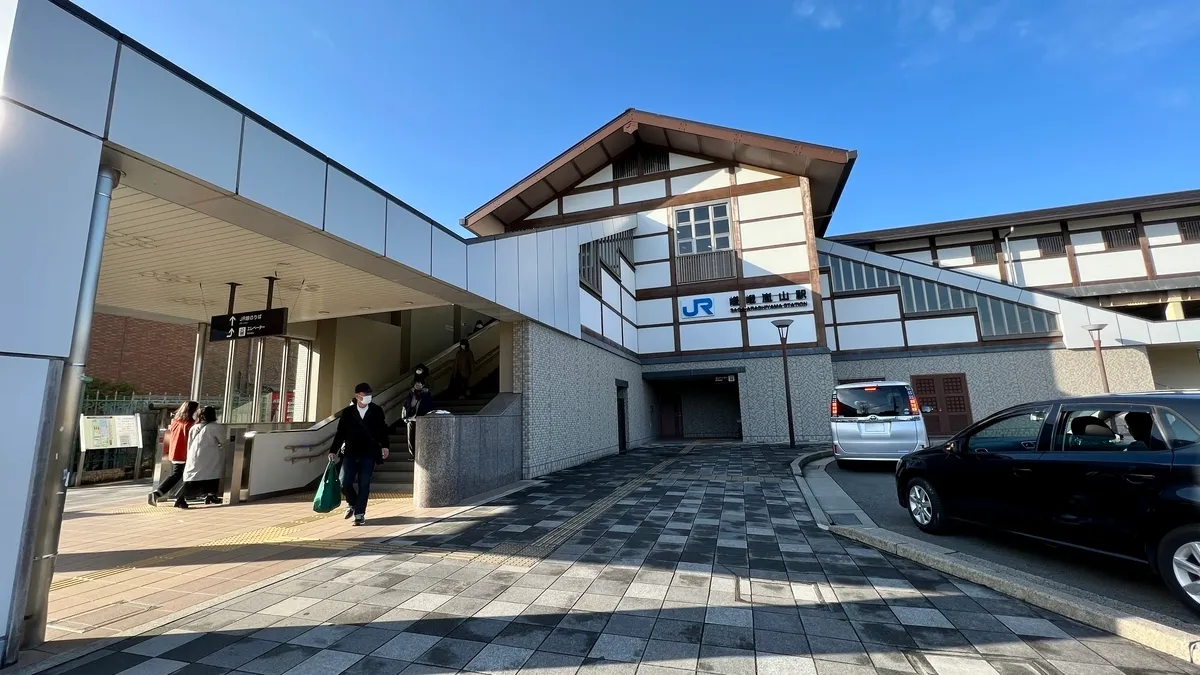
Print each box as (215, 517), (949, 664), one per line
(278, 340), (290, 423)
(15, 166), (121, 658)
(190, 322), (208, 401)
(221, 284), (239, 424)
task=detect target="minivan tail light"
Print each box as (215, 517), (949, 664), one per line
(830, 394), (839, 418)
(908, 390), (920, 415)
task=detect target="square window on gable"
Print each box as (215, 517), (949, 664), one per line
(675, 202), (733, 257)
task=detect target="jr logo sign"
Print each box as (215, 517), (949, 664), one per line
(681, 298), (715, 318)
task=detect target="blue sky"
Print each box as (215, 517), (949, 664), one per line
(75, 0), (1200, 237)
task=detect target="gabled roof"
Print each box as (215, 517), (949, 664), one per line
(463, 109), (857, 236)
(829, 188), (1200, 245)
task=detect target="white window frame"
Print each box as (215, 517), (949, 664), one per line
(674, 200), (733, 257)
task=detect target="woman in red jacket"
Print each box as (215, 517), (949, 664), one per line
(148, 401), (198, 506)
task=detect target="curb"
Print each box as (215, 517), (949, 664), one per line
(791, 450), (834, 528)
(790, 449), (833, 477)
(832, 524), (1200, 664)
(10, 480), (541, 675)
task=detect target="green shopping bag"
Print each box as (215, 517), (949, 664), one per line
(313, 461), (341, 514)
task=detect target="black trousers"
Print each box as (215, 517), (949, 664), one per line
(154, 463), (185, 496)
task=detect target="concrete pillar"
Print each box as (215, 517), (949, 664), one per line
(499, 322), (515, 393)
(1166, 291), (1186, 321)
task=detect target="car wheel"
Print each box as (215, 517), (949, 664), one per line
(905, 477), (947, 534)
(1156, 525), (1200, 617)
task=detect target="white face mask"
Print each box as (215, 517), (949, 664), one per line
(360, 395), (372, 406)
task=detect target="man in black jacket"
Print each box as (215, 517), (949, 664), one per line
(328, 382), (389, 525)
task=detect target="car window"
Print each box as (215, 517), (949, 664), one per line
(833, 385), (912, 418)
(1053, 409), (1168, 452)
(1161, 410), (1200, 450)
(966, 409), (1047, 453)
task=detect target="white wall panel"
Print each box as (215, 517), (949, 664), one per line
(959, 263), (1003, 281)
(4, 0), (116, 136)
(562, 189), (613, 214)
(680, 320), (743, 351)
(1151, 243), (1200, 276)
(528, 201), (558, 219)
(837, 322), (905, 351)
(936, 246), (974, 267)
(578, 164), (613, 187)
(634, 234), (669, 263)
(1117, 313), (1150, 346)
(603, 306), (622, 343)
(622, 290), (637, 324)
(431, 228), (467, 289)
(0, 100), (102, 358)
(636, 261), (671, 289)
(670, 169), (729, 195)
(904, 316), (978, 346)
(1007, 238), (1042, 260)
(620, 259), (635, 293)
(467, 240), (497, 302)
(1011, 223), (1063, 237)
(580, 289), (602, 333)
(734, 166), (778, 185)
(108, 49), (242, 190)
(825, 327), (838, 351)
(0, 355), (52, 636)
(623, 320), (638, 351)
(737, 187), (804, 222)
(1144, 206), (1200, 223)
(822, 299), (832, 318)
(552, 227), (569, 330)
(1069, 231), (1106, 254)
(747, 314), (816, 346)
(601, 269), (621, 310)
(742, 244), (809, 278)
(566, 226), (581, 336)
(1144, 222), (1182, 246)
(669, 154), (711, 170)
(238, 120), (326, 228)
(1012, 258), (1072, 287)
(386, 201), (433, 274)
(618, 180), (666, 204)
(537, 230), (555, 323)
(518, 234), (539, 317)
(323, 168), (386, 254)
(637, 298), (674, 326)
(833, 294), (900, 324)
(636, 209), (669, 236)
(739, 215), (806, 249)
(639, 326), (676, 354)
(495, 237), (520, 311)
(896, 250), (934, 264)
(1076, 250), (1146, 282)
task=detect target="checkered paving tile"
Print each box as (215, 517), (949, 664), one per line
(43, 444), (1200, 675)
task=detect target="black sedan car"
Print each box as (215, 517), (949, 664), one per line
(895, 393), (1200, 614)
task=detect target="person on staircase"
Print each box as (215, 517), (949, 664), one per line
(328, 383), (389, 526)
(401, 380), (434, 459)
(176, 406), (224, 509)
(451, 339), (475, 400)
(148, 400), (198, 506)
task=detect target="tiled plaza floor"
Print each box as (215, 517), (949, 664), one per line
(32, 443), (1200, 675)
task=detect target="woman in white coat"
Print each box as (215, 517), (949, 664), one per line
(176, 406), (224, 509)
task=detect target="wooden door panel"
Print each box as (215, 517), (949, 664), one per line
(913, 373), (973, 436)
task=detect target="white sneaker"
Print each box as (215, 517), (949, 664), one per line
(344, 506), (354, 520)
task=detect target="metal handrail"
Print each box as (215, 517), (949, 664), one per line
(277, 322), (500, 451)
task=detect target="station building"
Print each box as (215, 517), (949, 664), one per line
(3, 0), (1200, 661)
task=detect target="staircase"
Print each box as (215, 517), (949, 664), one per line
(371, 392), (498, 493)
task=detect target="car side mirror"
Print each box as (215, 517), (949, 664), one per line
(921, 406), (934, 414)
(945, 440), (963, 454)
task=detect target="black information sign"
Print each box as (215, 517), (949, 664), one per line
(210, 308), (289, 342)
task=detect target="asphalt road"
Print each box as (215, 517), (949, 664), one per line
(825, 461), (1200, 626)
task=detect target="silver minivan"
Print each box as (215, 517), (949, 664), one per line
(830, 381), (929, 466)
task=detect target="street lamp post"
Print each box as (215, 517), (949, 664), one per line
(1083, 323), (1110, 393)
(772, 319), (797, 449)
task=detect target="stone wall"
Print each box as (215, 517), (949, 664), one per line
(514, 321), (652, 478)
(832, 345), (1155, 421)
(644, 351), (836, 443)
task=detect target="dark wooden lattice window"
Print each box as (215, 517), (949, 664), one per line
(1102, 226), (1138, 250)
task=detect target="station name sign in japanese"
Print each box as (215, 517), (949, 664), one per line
(729, 288), (809, 314)
(210, 308), (289, 342)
